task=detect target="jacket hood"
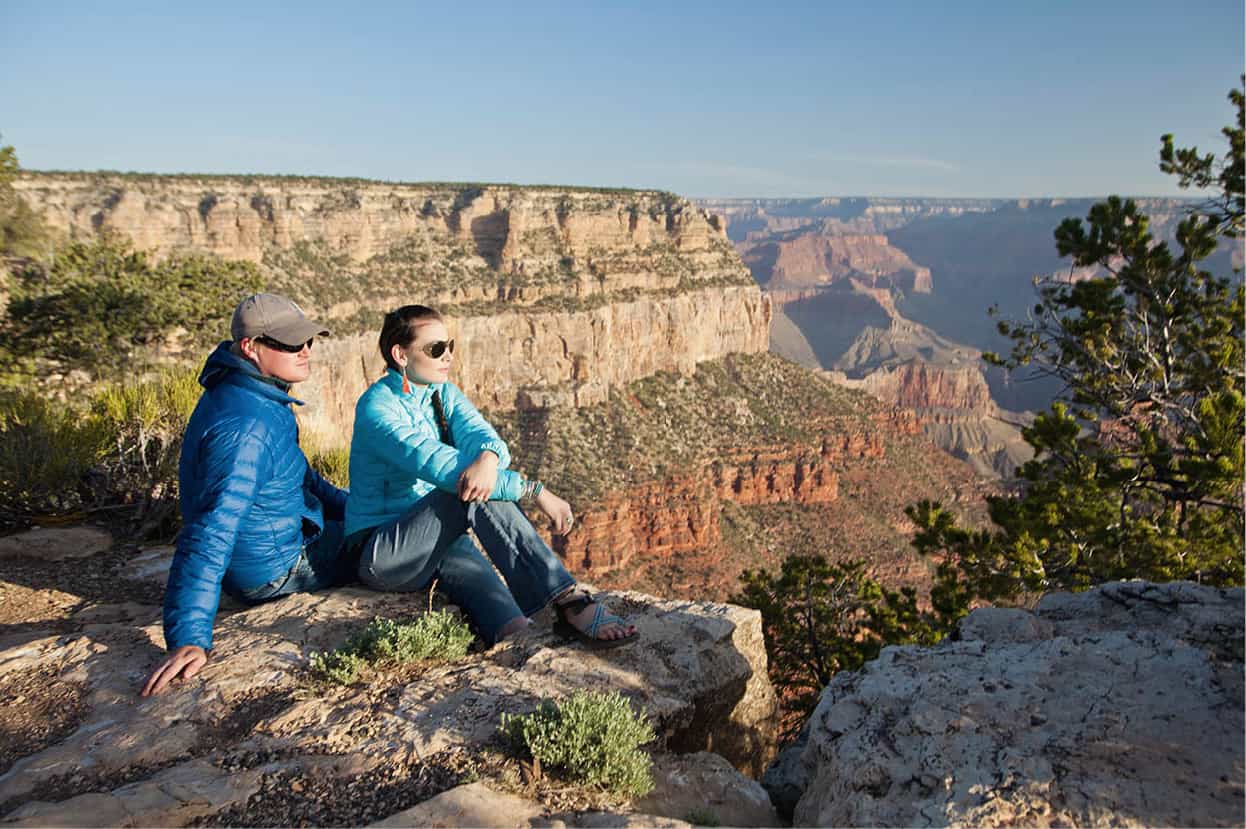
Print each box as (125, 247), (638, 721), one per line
(199, 341), (304, 405)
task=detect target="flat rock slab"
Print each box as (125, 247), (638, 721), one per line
(119, 546), (175, 586)
(0, 587), (778, 826)
(371, 782), (544, 828)
(780, 580), (1245, 828)
(0, 527), (112, 561)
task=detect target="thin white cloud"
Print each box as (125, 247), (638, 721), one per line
(805, 151), (960, 174)
(631, 161), (834, 196)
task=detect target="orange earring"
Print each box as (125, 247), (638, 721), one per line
(401, 367), (411, 395)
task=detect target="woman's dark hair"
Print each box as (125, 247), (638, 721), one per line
(379, 305), (442, 371)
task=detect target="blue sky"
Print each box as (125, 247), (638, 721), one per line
(3, 0), (1242, 198)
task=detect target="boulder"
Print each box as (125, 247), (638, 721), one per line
(635, 751), (781, 827)
(774, 580), (1244, 827)
(0, 527), (111, 561)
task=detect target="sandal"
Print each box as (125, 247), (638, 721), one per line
(553, 591), (639, 650)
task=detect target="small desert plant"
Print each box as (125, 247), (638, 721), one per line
(310, 611), (474, 684)
(89, 367), (200, 535)
(684, 808), (721, 827)
(499, 689), (656, 797)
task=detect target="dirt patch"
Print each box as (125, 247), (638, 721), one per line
(0, 666), (91, 776)
(193, 750), (477, 827)
(0, 582), (82, 628)
(0, 543), (164, 611)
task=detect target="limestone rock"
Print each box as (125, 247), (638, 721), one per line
(120, 545), (175, 586)
(370, 782), (542, 828)
(0, 587), (778, 825)
(0, 527), (111, 561)
(635, 751), (781, 827)
(776, 580), (1244, 828)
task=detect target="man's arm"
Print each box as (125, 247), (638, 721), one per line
(144, 427), (272, 695)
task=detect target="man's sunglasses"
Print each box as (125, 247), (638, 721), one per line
(257, 335), (314, 353)
(420, 339), (455, 359)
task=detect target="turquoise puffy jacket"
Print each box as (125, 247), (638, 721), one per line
(345, 370), (525, 537)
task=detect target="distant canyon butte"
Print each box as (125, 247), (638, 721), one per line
(20, 174), (1227, 602)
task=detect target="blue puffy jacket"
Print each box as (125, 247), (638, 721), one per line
(164, 343), (347, 651)
(345, 369), (524, 537)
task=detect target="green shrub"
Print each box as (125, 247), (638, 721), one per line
(3, 236), (261, 380)
(88, 368), (200, 535)
(310, 611), (475, 685)
(499, 690), (656, 797)
(0, 368), (199, 528)
(0, 390), (109, 516)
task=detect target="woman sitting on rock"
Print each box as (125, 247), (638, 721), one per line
(344, 304), (637, 649)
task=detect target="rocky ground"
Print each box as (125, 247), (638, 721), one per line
(765, 580), (1246, 828)
(5, 525), (1243, 828)
(0, 525), (781, 828)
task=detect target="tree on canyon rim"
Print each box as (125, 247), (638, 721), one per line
(909, 78), (1245, 601)
(0, 140), (47, 261)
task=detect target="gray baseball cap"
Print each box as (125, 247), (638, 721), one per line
(230, 293), (330, 345)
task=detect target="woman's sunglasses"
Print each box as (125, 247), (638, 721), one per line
(257, 335), (314, 353)
(420, 339), (455, 359)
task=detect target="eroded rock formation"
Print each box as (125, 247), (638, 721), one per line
(766, 580), (1246, 827)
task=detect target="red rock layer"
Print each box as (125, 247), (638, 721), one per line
(547, 413), (914, 578)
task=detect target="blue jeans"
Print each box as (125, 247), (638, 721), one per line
(231, 518), (354, 602)
(357, 490), (576, 644)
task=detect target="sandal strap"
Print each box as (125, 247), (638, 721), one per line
(584, 606), (630, 639)
(555, 591), (595, 617)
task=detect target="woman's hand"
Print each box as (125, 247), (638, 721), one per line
(141, 645), (207, 697)
(535, 487), (575, 535)
(458, 451), (499, 503)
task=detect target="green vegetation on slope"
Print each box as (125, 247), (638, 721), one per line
(490, 352), (876, 507)
(2, 236), (261, 384)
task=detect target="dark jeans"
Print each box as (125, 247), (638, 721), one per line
(357, 489), (576, 643)
(231, 519), (356, 602)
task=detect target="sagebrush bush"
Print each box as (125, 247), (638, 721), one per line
(88, 368), (199, 535)
(500, 690), (655, 797)
(310, 611), (475, 684)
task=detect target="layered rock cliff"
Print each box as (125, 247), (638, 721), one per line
(16, 172), (770, 437)
(738, 233), (931, 294)
(492, 353), (987, 601)
(772, 281), (1033, 478)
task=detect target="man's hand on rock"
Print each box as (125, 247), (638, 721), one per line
(141, 645), (207, 697)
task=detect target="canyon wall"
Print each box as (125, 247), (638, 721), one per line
(16, 173), (770, 438)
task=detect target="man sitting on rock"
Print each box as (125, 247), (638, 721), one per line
(142, 294), (351, 696)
